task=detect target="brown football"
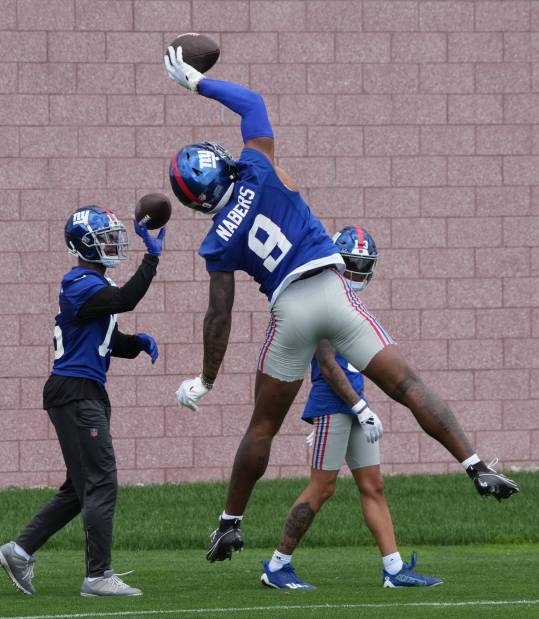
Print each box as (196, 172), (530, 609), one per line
(166, 32), (220, 73)
(135, 193), (171, 230)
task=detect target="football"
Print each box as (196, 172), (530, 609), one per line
(135, 193), (172, 230)
(166, 32), (220, 73)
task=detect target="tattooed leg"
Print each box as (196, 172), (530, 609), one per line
(277, 469), (338, 555)
(363, 345), (473, 462)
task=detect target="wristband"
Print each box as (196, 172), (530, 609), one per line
(351, 399), (369, 414)
(200, 374), (214, 390)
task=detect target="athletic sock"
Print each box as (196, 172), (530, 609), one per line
(383, 551), (403, 575)
(461, 453), (491, 479)
(219, 512), (243, 531)
(13, 544), (31, 561)
(221, 511), (243, 521)
(460, 453), (480, 471)
(269, 550), (292, 572)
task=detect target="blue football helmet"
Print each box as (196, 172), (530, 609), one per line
(65, 205), (128, 268)
(169, 141), (238, 215)
(332, 225), (378, 291)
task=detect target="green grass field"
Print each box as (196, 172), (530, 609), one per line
(1, 473), (538, 618)
(1, 546), (539, 619)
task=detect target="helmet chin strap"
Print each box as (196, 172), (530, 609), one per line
(210, 182), (235, 215)
(101, 257), (120, 268)
(349, 280), (367, 292)
(71, 249), (119, 269)
(344, 274), (368, 292)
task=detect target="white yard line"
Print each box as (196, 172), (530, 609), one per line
(2, 599), (539, 619)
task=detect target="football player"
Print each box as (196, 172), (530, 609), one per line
(262, 225), (441, 590)
(0, 206), (165, 597)
(164, 47), (519, 563)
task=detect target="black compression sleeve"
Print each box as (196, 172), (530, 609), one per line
(78, 254), (159, 320)
(111, 328), (142, 359)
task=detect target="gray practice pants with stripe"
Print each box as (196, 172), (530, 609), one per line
(259, 268), (394, 382)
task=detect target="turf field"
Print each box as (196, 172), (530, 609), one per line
(0, 473), (538, 618)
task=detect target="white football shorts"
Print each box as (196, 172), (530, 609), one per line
(257, 267), (394, 382)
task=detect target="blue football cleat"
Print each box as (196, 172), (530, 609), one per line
(261, 561), (315, 590)
(383, 553), (442, 588)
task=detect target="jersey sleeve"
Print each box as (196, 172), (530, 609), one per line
(63, 273), (107, 316)
(199, 232), (239, 273)
(239, 147), (274, 174)
(77, 255), (159, 319)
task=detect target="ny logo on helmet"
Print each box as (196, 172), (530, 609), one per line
(72, 210), (90, 226)
(198, 150), (218, 169)
(106, 211), (120, 226)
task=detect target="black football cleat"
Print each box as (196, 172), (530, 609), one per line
(470, 459), (519, 502)
(206, 518), (244, 562)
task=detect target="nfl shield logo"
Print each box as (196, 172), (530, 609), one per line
(90, 428), (98, 438)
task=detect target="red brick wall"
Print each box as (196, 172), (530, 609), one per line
(1, 0), (538, 487)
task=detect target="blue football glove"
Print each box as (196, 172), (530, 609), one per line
(133, 220), (166, 257)
(136, 333), (159, 364)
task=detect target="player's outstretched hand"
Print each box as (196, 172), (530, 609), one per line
(354, 399), (383, 443)
(470, 458), (520, 502)
(136, 333), (159, 364)
(133, 220), (166, 257)
(176, 376), (210, 411)
(164, 45), (204, 92)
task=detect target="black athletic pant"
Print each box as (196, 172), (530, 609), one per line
(16, 399), (117, 577)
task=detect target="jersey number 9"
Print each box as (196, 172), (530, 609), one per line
(248, 214), (292, 273)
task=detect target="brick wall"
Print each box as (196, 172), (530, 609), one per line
(1, 0), (538, 487)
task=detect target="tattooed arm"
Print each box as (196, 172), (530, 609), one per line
(201, 271), (235, 384)
(316, 339), (362, 407)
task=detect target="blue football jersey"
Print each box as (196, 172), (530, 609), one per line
(52, 267), (116, 384)
(199, 148), (344, 305)
(302, 352), (365, 421)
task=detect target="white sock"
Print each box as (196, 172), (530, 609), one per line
(221, 511), (243, 521)
(13, 544), (31, 561)
(268, 550), (292, 572)
(383, 551), (403, 575)
(86, 576), (100, 582)
(460, 453), (480, 470)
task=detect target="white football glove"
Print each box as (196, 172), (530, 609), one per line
(164, 45), (204, 92)
(353, 398), (383, 443)
(176, 376), (210, 411)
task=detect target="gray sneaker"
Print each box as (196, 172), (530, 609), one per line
(0, 542), (36, 595)
(80, 570), (142, 597)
